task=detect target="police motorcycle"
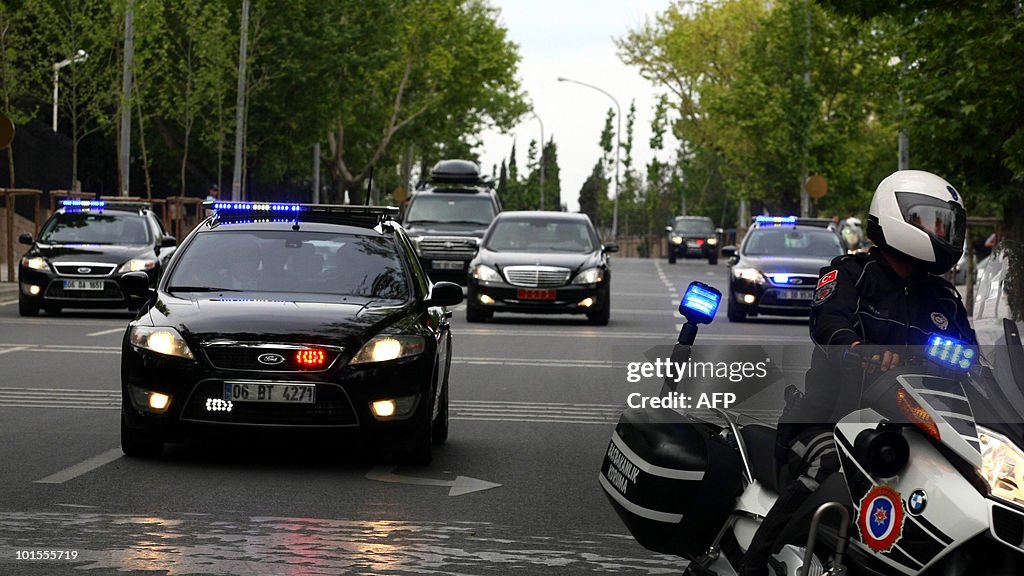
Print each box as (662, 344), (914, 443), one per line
(600, 259), (1024, 575)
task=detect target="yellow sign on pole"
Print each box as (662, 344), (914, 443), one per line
(0, 114), (14, 150)
(805, 175), (828, 200)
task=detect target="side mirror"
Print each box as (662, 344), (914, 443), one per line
(603, 243), (619, 254)
(121, 271), (153, 300)
(18, 233), (33, 245)
(160, 235), (177, 248)
(427, 281), (463, 307)
(721, 245), (737, 258)
(715, 228), (724, 235)
(664, 225), (673, 233)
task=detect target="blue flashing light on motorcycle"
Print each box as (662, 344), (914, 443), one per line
(677, 281), (721, 345)
(926, 335), (975, 370)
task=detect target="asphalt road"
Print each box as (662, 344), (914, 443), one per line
(0, 258), (812, 575)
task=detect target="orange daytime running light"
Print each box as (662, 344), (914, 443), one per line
(896, 388), (940, 441)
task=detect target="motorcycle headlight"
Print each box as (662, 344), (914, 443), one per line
(671, 236), (683, 245)
(572, 267), (605, 285)
(978, 426), (1024, 508)
(21, 256), (48, 271)
(350, 335), (426, 365)
(119, 259), (157, 273)
(129, 326), (194, 360)
(733, 267), (765, 284)
(706, 237), (718, 246)
(471, 264), (502, 283)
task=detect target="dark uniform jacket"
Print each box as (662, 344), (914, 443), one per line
(791, 247), (977, 431)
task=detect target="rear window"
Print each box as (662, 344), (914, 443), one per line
(40, 212), (151, 245)
(168, 230), (409, 300)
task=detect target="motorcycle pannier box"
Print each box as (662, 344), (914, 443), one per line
(600, 407), (743, 558)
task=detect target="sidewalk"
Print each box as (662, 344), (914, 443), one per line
(0, 281), (18, 302)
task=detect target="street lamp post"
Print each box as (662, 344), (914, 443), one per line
(557, 76), (620, 239)
(52, 49), (88, 133)
(530, 109), (545, 210)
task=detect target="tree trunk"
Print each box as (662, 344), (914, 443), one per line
(5, 146), (13, 188)
(133, 84), (152, 199)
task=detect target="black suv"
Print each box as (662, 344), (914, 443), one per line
(402, 159), (501, 283)
(666, 216), (720, 265)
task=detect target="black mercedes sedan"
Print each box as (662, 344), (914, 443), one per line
(17, 200), (177, 316)
(723, 216), (845, 321)
(119, 203), (462, 465)
(465, 211), (616, 325)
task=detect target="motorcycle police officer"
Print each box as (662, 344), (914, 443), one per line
(740, 170), (977, 575)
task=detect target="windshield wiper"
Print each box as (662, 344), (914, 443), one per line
(166, 286), (241, 292)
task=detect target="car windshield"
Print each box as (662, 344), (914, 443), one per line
(674, 219), (714, 235)
(743, 228), (844, 257)
(168, 230), (409, 300)
(404, 195), (495, 225)
(39, 212), (150, 245)
(486, 219), (595, 253)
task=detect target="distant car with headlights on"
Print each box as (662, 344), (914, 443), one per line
(723, 216), (844, 322)
(466, 211), (616, 325)
(119, 202), (462, 465)
(666, 216), (720, 265)
(17, 200), (177, 317)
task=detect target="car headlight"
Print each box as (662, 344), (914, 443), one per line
(671, 236), (683, 245)
(350, 335), (426, 365)
(119, 259), (157, 273)
(21, 256), (48, 271)
(706, 237), (718, 246)
(978, 426), (1024, 508)
(733, 267), (765, 284)
(471, 264), (502, 282)
(129, 326), (194, 360)
(409, 237), (422, 256)
(572, 267), (605, 285)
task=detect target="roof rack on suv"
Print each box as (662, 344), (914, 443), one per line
(415, 159), (493, 190)
(207, 202), (400, 229)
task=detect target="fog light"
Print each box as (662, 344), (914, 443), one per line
(372, 400), (396, 418)
(578, 297), (595, 308)
(479, 294), (495, 305)
(742, 294), (756, 304)
(370, 394), (418, 421)
(149, 392), (170, 411)
(28, 285), (40, 296)
(129, 385), (172, 414)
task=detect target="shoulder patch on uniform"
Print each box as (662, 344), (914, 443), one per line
(930, 312), (949, 331)
(817, 269), (838, 289)
(813, 283), (836, 306)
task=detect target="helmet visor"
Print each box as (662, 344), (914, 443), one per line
(895, 192), (966, 248)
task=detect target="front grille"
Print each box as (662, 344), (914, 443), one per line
(503, 266), (571, 288)
(418, 237), (478, 257)
(766, 274), (818, 287)
(181, 380), (359, 426)
(44, 280), (125, 300)
(53, 263), (117, 277)
(203, 343), (343, 372)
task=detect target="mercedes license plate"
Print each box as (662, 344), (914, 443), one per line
(63, 280), (104, 291)
(432, 260), (463, 270)
(224, 382), (315, 404)
(779, 289), (813, 300)
(517, 289), (556, 300)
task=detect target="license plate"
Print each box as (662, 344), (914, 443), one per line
(432, 260), (464, 270)
(778, 289), (813, 300)
(517, 289), (556, 300)
(686, 241), (701, 248)
(224, 382), (315, 404)
(63, 280), (104, 291)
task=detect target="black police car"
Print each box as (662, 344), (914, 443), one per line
(402, 159), (501, 284)
(466, 211), (616, 325)
(18, 200), (176, 316)
(119, 203), (462, 465)
(666, 215), (720, 265)
(724, 216), (844, 322)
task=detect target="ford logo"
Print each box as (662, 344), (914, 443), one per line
(77, 267), (92, 274)
(789, 278), (803, 285)
(257, 353), (285, 366)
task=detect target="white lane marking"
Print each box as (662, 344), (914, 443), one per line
(0, 299), (18, 306)
(366, 466), (501, 496)
(33, 448), (123, 484)
(0, 318), (126, 327)
(0, 346), (31, 355)
(87, 327), (126, 337)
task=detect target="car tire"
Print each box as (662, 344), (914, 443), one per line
(587, 305), (610, 326)
(708, 253), (718, 265)
(120, 416), (163, 458)
(727, 301), (746, 323)
(432, 380), (449, 446)
(18, 298), (39, 317)
(400, 411), (434, 467)
(668, 250), (676, 264)
(466, 304), (491, 323)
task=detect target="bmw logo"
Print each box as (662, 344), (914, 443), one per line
(257, 353), (285, 366)
(908, 489), (927, 515)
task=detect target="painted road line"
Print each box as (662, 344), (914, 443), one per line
(0, 299), (18, 306)
(33, 448), (123, 484)
(87, 327), (127, 337)
(0, 318), (126, 327)
(0, 346), (30, 355)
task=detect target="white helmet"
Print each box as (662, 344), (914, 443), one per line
(867, 170), (966, 275)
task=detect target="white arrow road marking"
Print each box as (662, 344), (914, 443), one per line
(365, 466), (501, 496)
(34, 448), (123, 484)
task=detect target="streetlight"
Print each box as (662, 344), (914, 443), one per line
(530, 109), (545, 210)
(53, 49), (88, 132)
(557, 76), (620, 239)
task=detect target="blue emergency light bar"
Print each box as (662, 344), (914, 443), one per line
(770, 274), (791, 284)
(212, 202), (302, 212)
(679, 281), (722, 324)
(61, 199), (105, 209)
(754, 215), (798, 226)
(207, 201), (400, 228)
(926, 335), (975, 371)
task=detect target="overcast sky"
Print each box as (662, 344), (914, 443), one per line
(477, 0), (677, 212)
